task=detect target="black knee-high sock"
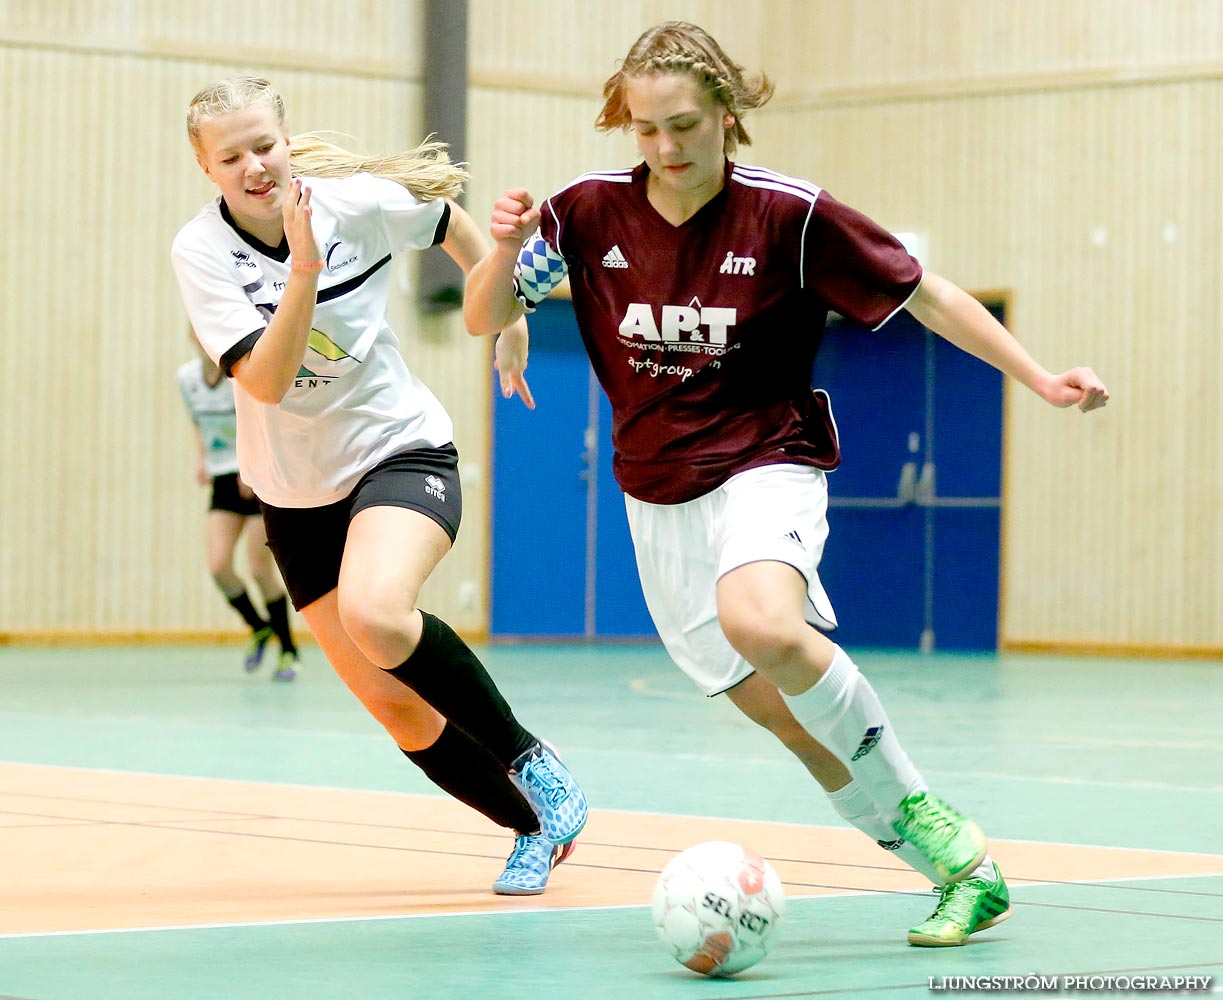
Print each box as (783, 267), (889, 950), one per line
(403, 722), (539, 834)
(227, 591), (268, 633)
(264, 595), (297, 654)
(386, 611), (536, 767)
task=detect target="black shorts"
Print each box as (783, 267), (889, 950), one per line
(210, 473), (262, 516)
(260, 444), (463, 611)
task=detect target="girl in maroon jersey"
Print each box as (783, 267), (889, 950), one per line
(465, 21), (1108, 946)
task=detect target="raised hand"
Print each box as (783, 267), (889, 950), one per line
(490, 188), (542, 249)
(282, 179), (321, 267)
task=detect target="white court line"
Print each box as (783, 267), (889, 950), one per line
(1, 871), (1218, 942)
(3, 761), (1223, 852)
(1, 765), (1219, 941)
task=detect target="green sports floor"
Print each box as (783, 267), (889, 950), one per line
(0, 643), (1220, 999)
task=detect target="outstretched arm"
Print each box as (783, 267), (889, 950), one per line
(439, 199), (493, 275)
(440, 200), (534, 408)
(906, 272), (1109, 413)
(463, 188), (539, 335)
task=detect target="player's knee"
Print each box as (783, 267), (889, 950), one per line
(337, 587), (413, 657)
(209, 566), (239, 590)
(719, 608), (803, 667)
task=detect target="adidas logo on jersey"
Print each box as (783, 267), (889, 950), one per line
(602, 245), (629, 269)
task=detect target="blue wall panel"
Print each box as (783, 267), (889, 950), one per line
(593, 390), (655, 637)
(490, 302), (589, 636)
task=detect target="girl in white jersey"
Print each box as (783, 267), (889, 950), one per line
(173, 77), (587, 896)
(177, 333), (299, 680)
(466, 22), (1110, 945)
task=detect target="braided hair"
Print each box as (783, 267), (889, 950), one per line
(596, 21), (774, 155)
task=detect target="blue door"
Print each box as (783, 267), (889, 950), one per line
(814, 306), (1005, 650)
(490, 299), (655, 639)
(491, 299), (1005, 649)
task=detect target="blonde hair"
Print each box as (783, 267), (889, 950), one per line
(287, 132), (467, 203)
(186, 76), (284, 150)
(186, 76), (467, 202)
(596, 21), (774, 155)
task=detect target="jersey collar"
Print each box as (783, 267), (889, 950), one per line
(219, 197), (290, 262)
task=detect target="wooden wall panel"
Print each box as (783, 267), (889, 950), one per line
(2, 1), (1221, 650)
(0, 2), (492, 638)
(0, 1), (421, 77)
(469, 0), (1223, 101)
(465, 0), (1223, 652)
(753, 80), (1223, 649)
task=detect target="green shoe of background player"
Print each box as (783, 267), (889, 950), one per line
(272, 650), (298, 682)
(908, 863), (1012, 946)
(243, 627), (275, 673)
(892, 791), (987, 884)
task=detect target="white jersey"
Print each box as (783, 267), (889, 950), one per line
(176, 358), (239, 478)
(171, 173), (453, 507)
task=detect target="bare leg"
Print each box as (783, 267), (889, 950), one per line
(724, 672), (850, 791)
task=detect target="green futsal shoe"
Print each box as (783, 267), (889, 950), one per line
(908, 863), (1013, 946)
(272, 650), (299, 682)
(243, 627), (275, 672)
(891, 791), (987, 884)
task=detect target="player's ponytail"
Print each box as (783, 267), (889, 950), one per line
(287, 132), (467, 203)
(596, 21), (774, 155)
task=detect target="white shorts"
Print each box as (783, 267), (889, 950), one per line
(625, 463), (838, 697)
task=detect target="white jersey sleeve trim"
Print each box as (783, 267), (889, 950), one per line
(553, 169), (634, 196)
(733, 164), (826, 291)
(871, 278), (922, 331)
(731, 164), (822, 205)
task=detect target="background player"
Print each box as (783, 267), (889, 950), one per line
(178, 333), (299, 680)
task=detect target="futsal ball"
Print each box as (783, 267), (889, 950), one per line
(651, 840), (785, 977)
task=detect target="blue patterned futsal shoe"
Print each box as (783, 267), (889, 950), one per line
(272, 650), (298, 682)
(508, 741), (588, 845)
(243, 627), (274, 672)
(491, 833), (577, 896)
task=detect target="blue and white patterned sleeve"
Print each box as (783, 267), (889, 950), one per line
(513, 230), (568, 312)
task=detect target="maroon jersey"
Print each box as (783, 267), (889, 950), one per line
(513, 161), (922, 504)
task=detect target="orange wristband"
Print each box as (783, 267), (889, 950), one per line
(291, 259), (324, 272)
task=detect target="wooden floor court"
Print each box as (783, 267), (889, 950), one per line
(0, 644), (1220, 998)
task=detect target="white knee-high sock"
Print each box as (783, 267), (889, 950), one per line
(826, 780), (943, 885)
(784, 645), (924, 826)
(827, 781), (997, 887)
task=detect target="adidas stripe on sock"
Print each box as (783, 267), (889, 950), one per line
(784, 645), (924, 827)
